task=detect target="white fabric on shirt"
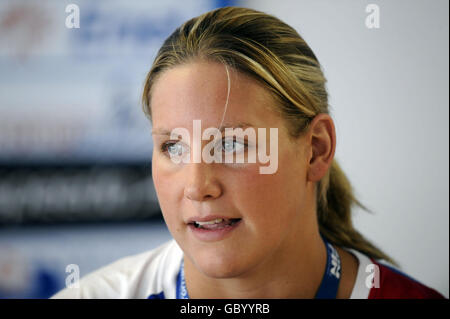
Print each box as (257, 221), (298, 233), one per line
(52, 239), (374, 299)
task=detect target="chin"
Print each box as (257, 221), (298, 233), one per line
(192, 250), (249, 279)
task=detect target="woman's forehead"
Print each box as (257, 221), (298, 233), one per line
(150, 60), (281, 131)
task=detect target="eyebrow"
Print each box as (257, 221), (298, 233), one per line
(151, 121), (255, 136)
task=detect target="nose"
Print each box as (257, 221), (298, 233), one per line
(183, 162), (222, 201)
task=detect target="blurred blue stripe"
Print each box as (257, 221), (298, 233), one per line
(214, 0), (238, 8)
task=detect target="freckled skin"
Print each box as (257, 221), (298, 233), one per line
(151, 60), (316, 279)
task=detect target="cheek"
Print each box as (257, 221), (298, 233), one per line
(225, 170), (274, 223)
(152, 156), (183, 224)
(230, 153), (306, 231)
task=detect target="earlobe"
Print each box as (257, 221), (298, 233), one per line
(307, 114), (336, 182)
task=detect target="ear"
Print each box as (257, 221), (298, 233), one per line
(306, 114), (336, 182)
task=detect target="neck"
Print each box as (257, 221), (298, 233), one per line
(183, 217), (327, 298)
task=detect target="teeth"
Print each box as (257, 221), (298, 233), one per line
(195, 218), (224, 226)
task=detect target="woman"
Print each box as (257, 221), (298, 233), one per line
(53, 6), (444, 299)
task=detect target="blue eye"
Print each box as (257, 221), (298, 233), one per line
(168, 143), (182, 156)
(222, 138), (245, 153)
(161, 141), (187, 157)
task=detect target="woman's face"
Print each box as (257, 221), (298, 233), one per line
(150, 60), (315, 278)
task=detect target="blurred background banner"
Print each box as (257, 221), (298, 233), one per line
(0, 0), (215, 165)
(0, 0), (448, 299)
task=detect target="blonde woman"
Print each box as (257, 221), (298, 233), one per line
(53, 7), (444, 299)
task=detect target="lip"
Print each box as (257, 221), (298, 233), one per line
(186, 215), (240, 224)
(187, 218), (242, 242)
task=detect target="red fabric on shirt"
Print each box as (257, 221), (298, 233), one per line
(368, 260), (445, 299)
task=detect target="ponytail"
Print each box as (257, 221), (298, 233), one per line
(317, 160), (396, 265)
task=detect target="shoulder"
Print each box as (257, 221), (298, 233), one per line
(368, 260), (445, 299)
(51, 239), (183, 299)
(346, 249), (445, 299)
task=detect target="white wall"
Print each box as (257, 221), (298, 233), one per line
(243, 0), (449, 297)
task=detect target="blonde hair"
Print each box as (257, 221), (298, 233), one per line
(142, 7), (395, 264)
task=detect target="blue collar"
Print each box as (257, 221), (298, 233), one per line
(176, 257), (189, 299)
(314, 237), (342, 298)
(176, 236), (341, 299)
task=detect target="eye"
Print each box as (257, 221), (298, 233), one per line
(161, 141), (188, 158)
(222, 137), (246, 153)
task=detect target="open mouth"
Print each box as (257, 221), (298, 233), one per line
(188, 218), (242, 230)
